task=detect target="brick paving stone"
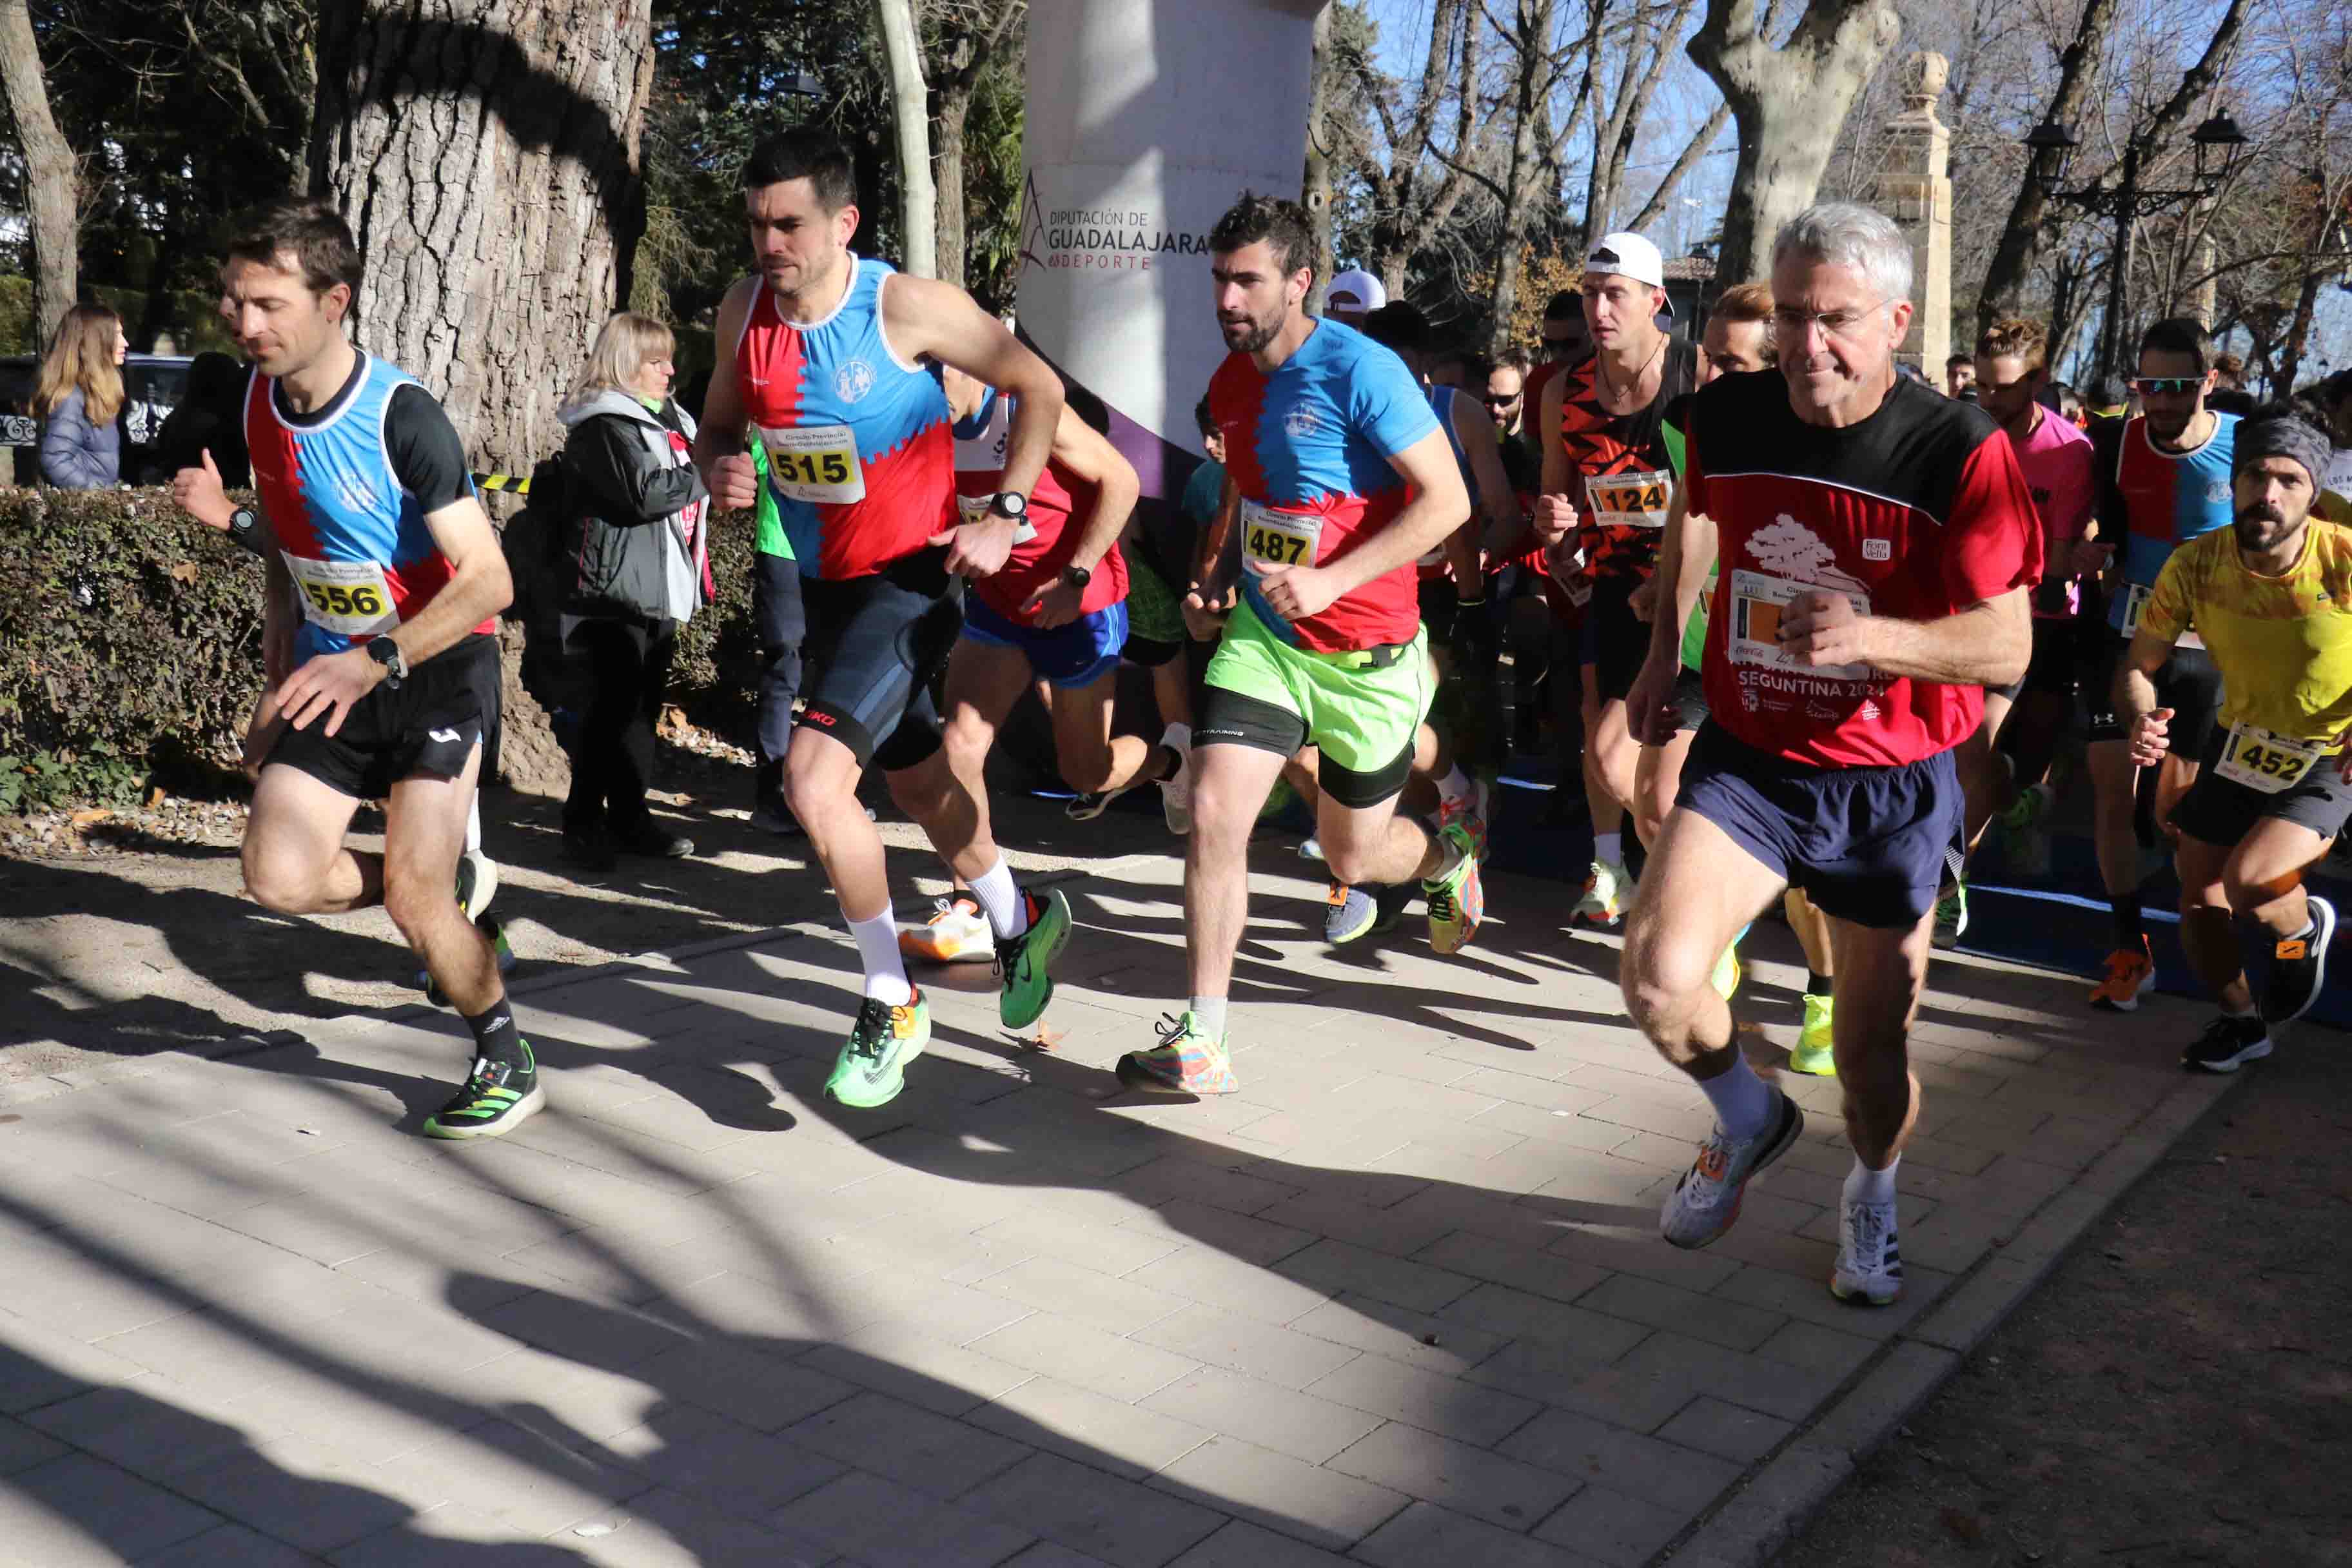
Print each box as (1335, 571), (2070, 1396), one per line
(1122, 1197), (1317, 1266)
(1654, 1393), (1799, 1463)
(1327, 1419), (1582, 1528)
(796, 1320), (1035, 1417)
(140, 1521), (327, 1567)
(969, 1310), (1202, 1402)
(173, 1443), (426, 1554)
(1414, 1230), (1614, 1305)
(1284, 1293), (1510, 1378)
(972, 1255), (1191, 1336)
(0, 1454), (220, 1565)
(1270, 1238), (1478, 1315)
(1304, 1349), (1540, 1447)
(1124, 1246), (1336, 1325)
(1143, 1302), (1360, 1391)
(1150, 1433), (1408, 1551)
(525, 1487), (832, 1568)
(1353, 1500), (1612, 1568)
(1576, 1272), (1788, 1352)
(22, 1383), (287, 1480)
(1529, 1483), (1696, 1567)
(1139, 1367), (1382, 1465)
(966, 1374), (1211, 1478)
(1110, 1155), (1304, 1216)
(1606, 1330), (1850, 1423)
(785, 1389), (1033, 1501)
(629, 1338), (858, 1433)
(1000, 1545), (1122, 1568)
(1165, 1518), (1353, 1566)
(974, 1211), (1188, 1276)
(1499, 1409), (1742, 1514)
(770, 1468), (1035, 1568)
(963, 1450), (1226, 1568)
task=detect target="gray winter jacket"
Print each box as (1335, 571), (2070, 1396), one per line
(557, 389), (709, 627)
(39, 388), (121, 489)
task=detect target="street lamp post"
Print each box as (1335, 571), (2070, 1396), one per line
(2023, 113), (2248, 384)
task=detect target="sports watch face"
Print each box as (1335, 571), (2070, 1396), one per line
(990, 491), (1028, 520)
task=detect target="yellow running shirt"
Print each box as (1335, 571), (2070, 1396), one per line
(2140, 518), (2352, 747)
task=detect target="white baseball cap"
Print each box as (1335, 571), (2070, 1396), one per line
(1584, 232), (1672, 318)
(1325, 268), (1387, 315)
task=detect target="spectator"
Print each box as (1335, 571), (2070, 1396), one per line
(2208, 351), (2256, 415)
(554, 311), (710, 870)
(146, 351), (252, 487)
(34, 304), (127, 489)
(1324, 267), (1386, 325)
(1945, 352), (1977, 399)
(1179, 395), (1226, 531)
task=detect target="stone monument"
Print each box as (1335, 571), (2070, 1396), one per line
(1874, 51), (1952, 378)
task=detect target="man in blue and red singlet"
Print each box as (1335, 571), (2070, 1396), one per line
(1620, 203), (2039, 1307)
(2080, 317), (2239, 1010)
(894, 364), (1193, 965)
(1111, 192), (1478, 1099)
(692, 128), (1071, 1110)
(168, 199), (531, 1140)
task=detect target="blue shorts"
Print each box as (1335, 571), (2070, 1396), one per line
(1676, 721), (1963, 930)
(961, 596), (1128, 689)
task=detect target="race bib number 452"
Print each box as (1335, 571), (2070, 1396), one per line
(282, 553), (398, 636)
(1240, 501), (1322, 568)
(759, 423), (867, 505)
(2215, 723), (2328, 794)
(1727, 570), (1872, 681)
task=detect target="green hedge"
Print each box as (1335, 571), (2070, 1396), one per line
(0, 486), (771, 811)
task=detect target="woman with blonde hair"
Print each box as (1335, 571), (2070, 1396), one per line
(554, 310), (710, 868)
(35, 303), (128, 489)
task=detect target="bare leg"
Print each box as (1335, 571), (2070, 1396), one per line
(2088, 740), (2143, 905)
(1786, 888), (1835, 979)
(1826, 912), (1931, 1168)
(1185, 742), (1290, 999)
(1620, 809), (1785, 1077)
(1632, 727), (1698, 848)
(384, 749), (498, 1015)
(1955, 691), (2014, 858)
(242, 763), (376, 914)
(787, 730), (892, 922)
(1150, 657), (1193, 730)
(2175, 833), (2250, 1011)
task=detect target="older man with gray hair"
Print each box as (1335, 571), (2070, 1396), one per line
(1619, 202), (2043, 1305)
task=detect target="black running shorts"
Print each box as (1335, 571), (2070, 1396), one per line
(267, 633), (500, 800)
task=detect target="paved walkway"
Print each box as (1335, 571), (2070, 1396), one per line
(0, 834), (2230, 1567)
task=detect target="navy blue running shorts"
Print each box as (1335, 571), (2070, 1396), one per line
(1675, 721), (1965, 930)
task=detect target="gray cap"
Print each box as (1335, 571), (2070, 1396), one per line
(2233, 412), (2333, 491)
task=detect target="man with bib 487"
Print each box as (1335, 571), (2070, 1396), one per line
(1121, 193), (1482, 1098)
(693, 129), (1072, 1109)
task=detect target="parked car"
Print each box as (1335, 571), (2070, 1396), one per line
(0, 353), (195, 484)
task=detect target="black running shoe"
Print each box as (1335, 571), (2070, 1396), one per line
(2261, 895), (2335, 1025)
(2181, 1014), (2270, 1074)
(424, 1052), (545, 1139)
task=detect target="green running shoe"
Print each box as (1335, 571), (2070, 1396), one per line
(1115, 1011), (1239, 1096)
(826, 989), (931, 1109)
(999, 887), (1072, 1030)
(1789, 992), (1837, 1076)
(1931, 882), (1968, 950)
(1423, 822), (1485, 956)
(423, 1048), (544, 1140)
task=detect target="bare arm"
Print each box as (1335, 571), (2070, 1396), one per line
(1044, 403), (1138, 574)
(1647, 482), (1714, 662)
(886, 273), (1063, 500)
(1320, 427), (1472, 598)
(1451, 395), (1524, 556)
(396, 495), (513, 667)
(1861, 589), (2033, 686)
(691, 278), (758, 492)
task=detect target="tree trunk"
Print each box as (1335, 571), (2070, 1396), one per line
(310, 0), (656, 474)
(871, 0), (936, 279)
(934, 87), (971, 289)
(0, 0), (79, 348)
(1978, 0), (2121, 328)
(1689, 0), (1900, 292)
(1486, 0), (1563, 355)
(2276, 268), (2326, 393)
(1303, 1), (1335, 311)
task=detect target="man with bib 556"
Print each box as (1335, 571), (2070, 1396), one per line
(694, 129), (1072, 1110)
(170, 200), (529, 1139)
(1119, 193), (1480, 1097)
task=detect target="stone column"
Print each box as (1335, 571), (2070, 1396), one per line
(1874, 52), (1951, 378)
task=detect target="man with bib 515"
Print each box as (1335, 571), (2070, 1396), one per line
(2117, 412), (2351, 1072)
(693, 129), (1072, 1110)
(1119, 193), (1481, 1097)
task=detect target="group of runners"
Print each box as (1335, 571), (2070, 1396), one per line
(169, 126), (2352, 1308)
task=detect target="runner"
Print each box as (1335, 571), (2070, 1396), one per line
(894, 367), (1189, 965)
(1621, 203), (2039, 1304)
(2116, 412), (2348, 1070)
(170, 199), (531, 1139)
(1114, 191), (1481, 1096)
(1533, 231), (1700, 930)
(1323, 267), (1386, 327)
(1932, 317), (2097, 944)
(2082, 319), (2239, 1010)
(691, 128), (1073, 1109)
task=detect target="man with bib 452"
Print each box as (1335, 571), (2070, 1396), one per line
(1120, 193), (1480, 1098)
(692, 129), (1071, 1110)
(2117, 413), (2351, 1073)
(169, 200), (529, 1139)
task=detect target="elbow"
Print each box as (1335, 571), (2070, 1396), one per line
(1986, 625), (2031, 689)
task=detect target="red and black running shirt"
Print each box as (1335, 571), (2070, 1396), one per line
(1556, 338), (1699, 584)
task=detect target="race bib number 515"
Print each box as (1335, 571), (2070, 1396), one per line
(759, 423), (867, 505)
(282, 553), (398, 636)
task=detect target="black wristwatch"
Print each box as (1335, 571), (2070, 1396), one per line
(226, 506), (266, 556)
(1061, 564), (1092, 593)
(366, 634), (407, 691)
(986, 491), (1028, 523)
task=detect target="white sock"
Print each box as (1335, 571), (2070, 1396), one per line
(1436, 764), (1472, 805)
(1162, 720), (1191, 755)
(1594, 830), (1622, 866)
(848, 908), (913, 1005)
(1697, 1052), (1776, 1140)
(466, 795), (482, 854)
(967, 857), (1029, 941)
(1844, 1154), (1899, 1207)
(2223, 1001), (2259, 1021)
(1424, 829), (1465, 883)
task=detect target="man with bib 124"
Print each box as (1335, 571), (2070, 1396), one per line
(693, 129), (1073, 1110)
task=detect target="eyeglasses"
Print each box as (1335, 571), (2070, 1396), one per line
(1482, 393), (1522, 408)
(1771, 300), (1893, 340)
(2131, 377), (2203, 396)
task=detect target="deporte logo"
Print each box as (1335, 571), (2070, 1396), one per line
(1018, 173), (1209, 276)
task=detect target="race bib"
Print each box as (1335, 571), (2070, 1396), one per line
(2120, 581), (2153, 636)
(1728, 570), (1872, 681)
(2215, 723), (2328, 794)
(954, 492), (1037, 543)
(1240, 501), (1322, 568)
(759, 423), (866, 504)
(1586, 469), (1674, 529)
(282, 553), (398, 636)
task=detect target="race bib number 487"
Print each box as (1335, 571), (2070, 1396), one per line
(759, 423), (867, 505)
(282, 553), (398, 636)
(1727, 570), (1872, 681)
(1240, 501), (1322, 568)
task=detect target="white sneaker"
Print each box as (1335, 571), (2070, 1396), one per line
(1830, 1197), (1903, 1305)
(1658, 1090), (1804, 1249)
(1570, 859), (1633, 927)
(1159, 723), (1193, 836)
(457, 850), (498, 922)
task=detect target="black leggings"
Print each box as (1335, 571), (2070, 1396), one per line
(565, 616), (676, 836)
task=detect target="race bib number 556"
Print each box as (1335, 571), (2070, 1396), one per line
(282, 553), (398, 636)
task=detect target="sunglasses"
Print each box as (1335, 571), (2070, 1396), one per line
(2132, 377), (2203, 396)
(1482, 393), (1521, 407)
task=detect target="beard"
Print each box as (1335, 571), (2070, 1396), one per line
(2233, 502), (2288, 551)
(1220, 308), (1282, 355)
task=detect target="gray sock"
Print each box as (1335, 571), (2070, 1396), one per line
(1187, 996), (1228, 1041)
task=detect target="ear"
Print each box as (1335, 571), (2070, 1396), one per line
(1288, 268), (1313, 309)
(322, 282), (353, 326)
(835, 203), (861, 247)
(1885, 297), (1916, 348)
